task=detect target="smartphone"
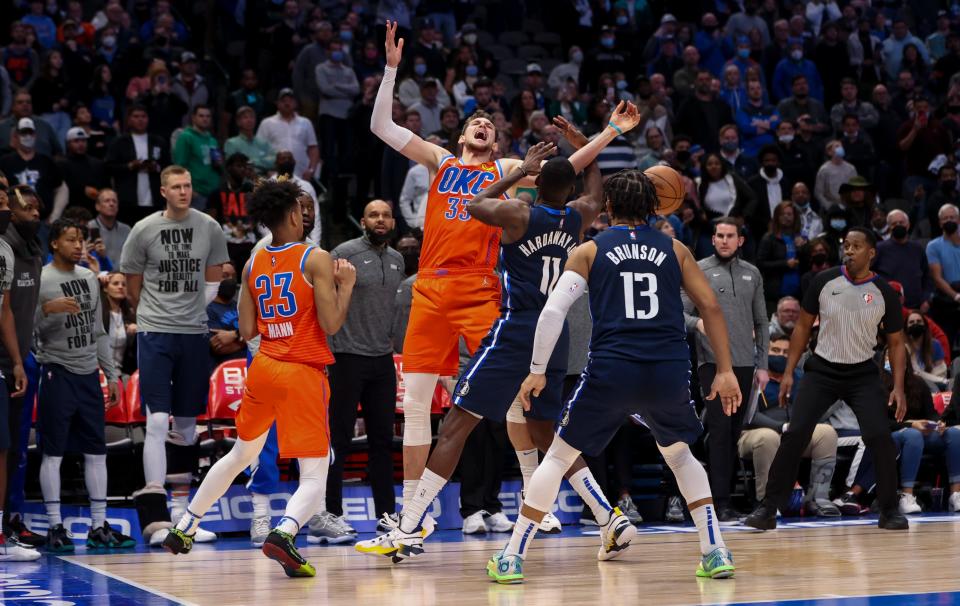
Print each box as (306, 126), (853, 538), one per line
(89, 227), (100, 241)
(925, 421), (940, 430)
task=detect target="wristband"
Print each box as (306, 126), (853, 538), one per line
(608, 121), (623, 135)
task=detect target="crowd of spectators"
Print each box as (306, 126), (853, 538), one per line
(1, 0), (959, 521)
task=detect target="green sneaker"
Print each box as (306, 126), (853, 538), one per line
(486, 550), (524, 584)
(696, 547), (735, 579)
(262, 530), (316, 578)
(87, 522), (137, 549)
(162, 527), (194, 555)
(45, 524), (75, 553)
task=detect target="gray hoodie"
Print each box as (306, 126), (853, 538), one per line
(682, 254), (769, 370)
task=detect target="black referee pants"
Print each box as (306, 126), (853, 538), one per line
(763, 355), (898, 513)
(326, 353), (397, 518)
(699, 365), (755, 506)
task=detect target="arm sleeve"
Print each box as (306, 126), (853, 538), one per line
(531, 271), (586, 373)
(877, 278), (905, 333)
(370, 66), (415, 152)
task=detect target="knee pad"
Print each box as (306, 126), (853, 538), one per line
(132, 485), (171, 539)
(506, 398), (526, 424)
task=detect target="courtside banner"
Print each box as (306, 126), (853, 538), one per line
(19, 479), (584, 536)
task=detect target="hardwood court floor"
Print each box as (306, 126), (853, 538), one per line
(60, 517), (960, 606)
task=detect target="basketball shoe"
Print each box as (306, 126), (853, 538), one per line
(486, 550), (524, 584)
(7, 515), (45, 547)
(696, 547), (735, 579)
(162, 527), (194, 554)
(86, 522), (136, 549)
(355, 514), (426, 561)
(0, 533), (40, 561)
(251, 515), (271, 547)
(262, 530), (315, 577)
(597, 507), (638, 561)
(306, 512), (356, 544)
(539, 512), (562, 534)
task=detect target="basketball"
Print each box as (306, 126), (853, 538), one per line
(644, 165), (685, 216)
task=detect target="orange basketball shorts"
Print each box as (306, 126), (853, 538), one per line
(236, 354), (330, 458)
(402, 272), (502, 376)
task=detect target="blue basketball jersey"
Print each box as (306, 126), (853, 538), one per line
(500, 204), (582, 311)
(587, 225), (688, 361)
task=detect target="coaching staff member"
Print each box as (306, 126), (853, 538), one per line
(744, 227), (909, 531)
(682, 217), (769, 521)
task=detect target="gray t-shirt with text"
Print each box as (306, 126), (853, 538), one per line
(120, 210), (229, 333)
(0, 238), (13, 307)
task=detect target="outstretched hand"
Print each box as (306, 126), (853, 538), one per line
(384, 20), (404, 68)
(520, 142), (557, 176)
(608, 100), (642, 134)
(553, 115), (589, 149)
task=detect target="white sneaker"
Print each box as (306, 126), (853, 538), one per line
(598, 507), (637, 561)
(539, 512), (562, 534)
(149, 528), (170, 547)
(250, 515), (271, 547)
(486, 512), (514, 532)
(462, 511), (488, 534)
(949, 492), (960, 513)
(354, 514), (424, 561)
(421, 514), (437, 539)
(899, 492), (922, 514)
(0, 535), (41, 561)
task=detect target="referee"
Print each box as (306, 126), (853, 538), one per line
(744, 227), (909, 531)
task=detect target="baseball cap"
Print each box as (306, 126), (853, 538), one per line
(181, 51), (197, 63)
(16, 117), (35, 132)
(278, 87), (295, 99)
(527, 63), (543, 74)
(661, 13), (677, 24)
(66, 127), (89, 141)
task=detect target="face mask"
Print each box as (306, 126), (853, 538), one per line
(466, 65), (479, 77)
(0, 210), (11, 235)
(340, 30), (353, 42)
(414, 63), (427, 76)
(463, 33), (477, 45)
(102, 35), (116, 48)
(944, 220), (959, 235)
(767, 355), (788, 374)
(795, 198), (809, 208)
(18, 135), (35, 149)
(811, 252), (827, 265)
(906, 324), (926, 339)
(571, 50), (583, 64)
(217, 279), (238, 301)
(330, 50), (344, 63)
(891, 225), (908, 240)
(790, 49), (803, 61)
(401, 250), (419, 274)
(763, 165), (778, 177)
(830, 218), (847, 231)
(616, 80), (627, 90)
(16, 219), (40, 241)
(738, 48), (750, 59)
(365, 226), (394, 246)
(276, 161), (296, 176)
(721, 140), (738, 152)
(833, 146), (845, 158)
(600, 37), (615, 49)
(675, 150), (691, 163)
(846, 129), (859, 139)
(616, 15), (628, 26)
(779, 134), (794, 143)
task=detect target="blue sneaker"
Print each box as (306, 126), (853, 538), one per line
(696, 547), (735, 579)
(487, 550), (524, 584)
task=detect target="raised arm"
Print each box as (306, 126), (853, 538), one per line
(467, 142), (556, 242)
(556, 116), (604, 236)
(370, 20), (448, 169)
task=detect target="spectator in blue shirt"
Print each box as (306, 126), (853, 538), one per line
(21, 0), (57, 50)
(736, 80), (780, 157)
(694, 13), (727, 77)
(773, 37), (824, 102)
(926, 203), (960, 352)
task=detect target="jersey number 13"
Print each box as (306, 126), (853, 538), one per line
(619, 272), (659, 319)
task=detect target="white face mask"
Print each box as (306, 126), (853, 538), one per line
(778, 134), (794, 143)
(463, 33), (477, 45)
(18, 134), (35, 149)
(790, 49), (803, 61)
(102, 35), (116, 48)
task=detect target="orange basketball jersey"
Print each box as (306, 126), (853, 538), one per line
(248, 242), (334, 368)
(419, 154), (507, 276)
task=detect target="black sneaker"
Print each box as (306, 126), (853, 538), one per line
(87, 522), (136, 549)
(832, 492), (868, 516)
(162, 527), (194, 554)
(743, 502), (778, 531)
(8, 515), (45, 548)
(262, 530), (315, 577)
(878, 510), (909, 530)
(716, 507), (743, 523)
(45, 524), (75, 553)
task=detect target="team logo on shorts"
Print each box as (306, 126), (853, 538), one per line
(560, 405), (571, 427)
(457, 381), (470, 397)
(862, 293), (874, 305)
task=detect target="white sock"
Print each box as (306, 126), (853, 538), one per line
(40, 455), (63, 526)
(171, 492), (189, 516)
(568, 467), (613, 526)
(516, 449), (539, 491)
(277, 515), (300, 535)
(252, 493), (270, 519)
(400, 469), (446, 533)
(277, 456), (328, 534)
(690, 504), (725, 555)
(504, 513), (538, 559)
(402, 479), (418, 511)
(84, 454), (108, 528)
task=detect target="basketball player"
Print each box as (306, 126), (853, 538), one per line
(120, 166), (229, 545)
(358, 140), (640, 561)
(35, 219), (134, 551)
(370, 20), (633, 526)
(163, 180), (356, 577)
(488, 170), (741, 583)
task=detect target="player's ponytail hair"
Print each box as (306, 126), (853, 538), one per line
(603, 169), (658, 224)
(248, 179), (302, 231)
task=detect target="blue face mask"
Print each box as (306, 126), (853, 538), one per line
(738, 47), (750, 59)
(767, 355), (788, 374)
(830, 218), (847, 231)
(600, 36), (615, 49)
(414, 63), (427, 76)
(616, 79), (627, 90)
(616, 15), (629, 26)
(465, 65), (479, 77)
(331, 50), (344, 63)
(340, 30), (353, 42)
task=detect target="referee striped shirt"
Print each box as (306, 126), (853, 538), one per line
(802, 266), (903, 365)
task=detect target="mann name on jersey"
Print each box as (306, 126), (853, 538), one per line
(517, 230), (578, 257)
(604, 242), (669, 267)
